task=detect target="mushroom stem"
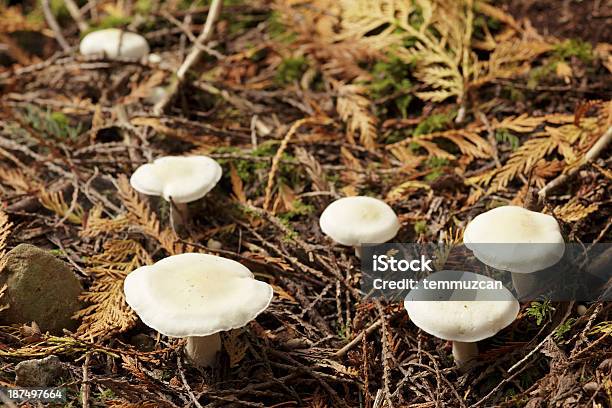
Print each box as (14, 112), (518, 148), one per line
(185, 333), (221, 368)
(170, 202), (189, 235)
(452, 341), (478, 368)
(511, 272), (538, 301)
(354, 246), (362, 259)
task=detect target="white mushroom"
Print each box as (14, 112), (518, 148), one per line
(130, 156), (222, 232)
(80, 29), (149, 59)
(463, 206), (565, 298)
(404, 272), (519, 368)
(319, 196), (400, 258)
(124, 253), (273, 368)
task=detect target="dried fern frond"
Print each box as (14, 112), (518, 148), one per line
(117, 175), (196, 255)
(75, 240), (152, 340)
(81, 205), (129, 238)
(334, 82), (378, 149)
(0, 165), (37, 193)
(0, 284), (8, 312)
(386, 180), (431, 203)
(387, 128), (492, 160)
(554, 198), (598, 223)
(38, 188), (85, 225)
(338, 0), (475, 103)
(0, 5), (44, 33)
(0, 211), (11, 256)
(0, 334), (118, 358)
(337, 0), (553, 103)
(0, 210), (12, 275)
(0, 211), (10, 311)
(470, 117), (601, 194)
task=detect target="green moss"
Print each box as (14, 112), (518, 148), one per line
(495, 128), (520, 150)
(275, 57), (308, 85)
(368, 57), (413, 118)
(526, 300), (555, 326)
(50, 0), (69, 19)
(554, 318), (576, 341)
(21, 106), (82, 141)
(414, 112), (455, 136)
(135, 0), (154, 14)
(553, 39), (593, 63)
(95, 389), (116, 402)
(268, 11), (296, 43)
(279, 199), (315, 221)
(414, 220), (428, 235)
(94, 15), (133, 30)
(529, 39), (593, 88)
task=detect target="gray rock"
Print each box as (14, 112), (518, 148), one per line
(0, 244), (83, 334)
(15, 355), (66, 387)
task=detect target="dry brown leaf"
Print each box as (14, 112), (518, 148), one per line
(229, 163), (247, 204)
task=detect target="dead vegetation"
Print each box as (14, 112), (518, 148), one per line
(0, 0), (611, 406)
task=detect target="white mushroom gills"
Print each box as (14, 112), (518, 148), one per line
(463, 206), (565, 298)
(319, 196), (400, 258)
(123, 253), (273, 368)
(404, 273), (519, 369)
(130, 156), (222, 233)
(79, 29), (149, 59)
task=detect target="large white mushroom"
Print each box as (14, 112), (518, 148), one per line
(405, 272), (519, 368)
(124, 253), (273, 368)
(130, 155), (222, 232)
(463, 206), (565, 298)
(79, 28), (149, 59)
(319, 196), (400, 258)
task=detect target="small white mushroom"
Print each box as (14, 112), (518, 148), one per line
(130, 156), (222, 232)
(80, 28), (149, 59)
(405, 272), (519, 368)
(463, 206), (565, 298)
(124, 253), (273, 368)
(319, 196), (400, 258)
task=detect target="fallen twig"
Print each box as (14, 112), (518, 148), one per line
(539, 125), (612, 199)
(334, 320), (382, 358)
(153, 0), (223, 114)
(41, 0), (71, 52)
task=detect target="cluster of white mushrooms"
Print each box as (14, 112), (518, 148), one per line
(124, 155), (271, 368)
(122, 151), (566, 370)
(405, 206), (565, 368)
(93, 24), (564, 369)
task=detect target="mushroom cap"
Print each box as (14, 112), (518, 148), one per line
(130, 156), (222, 203)
(319, 196), (400, 246)
(79, 29), (149, 59)
(463, 206), (565, 273)
(124, 253), (273, 337)
(404, 272), (519, 342)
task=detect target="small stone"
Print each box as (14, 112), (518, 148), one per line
(582, 381), (599, 392)
(80, 29), (149, 59)
(15, 355), (66, 387)
(207, 239), (223, 251)
(577, 304), (588, 316)
(145, 86), (167, 105)
(147, 53), (162, 64)
(0, 244), (83, 334)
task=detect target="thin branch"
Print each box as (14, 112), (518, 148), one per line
(64, 0), (89, 32)
(153, 0), (223, 114)
(539, 125), (612, 198)
(41, 0), (71, 52)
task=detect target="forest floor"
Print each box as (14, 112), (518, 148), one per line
(0, 0), (611, 407)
